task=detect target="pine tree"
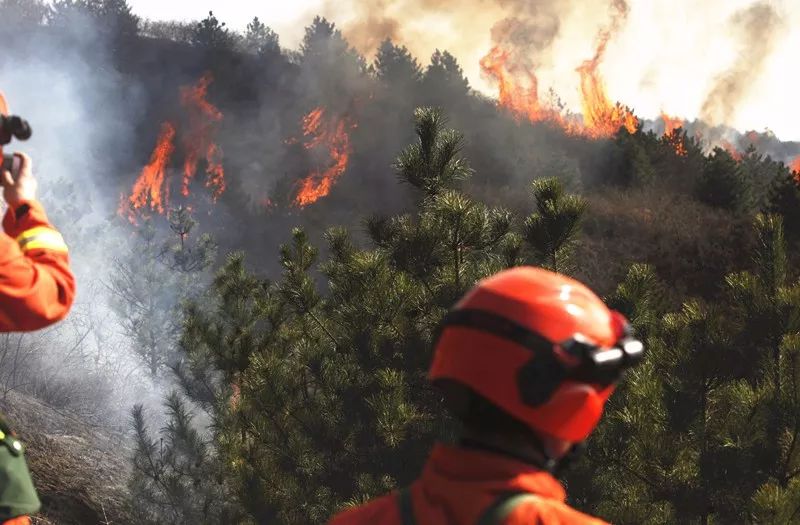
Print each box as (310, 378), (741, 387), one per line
(300, 17), (349, 63)
(82, 0), (138, 36)
(108, 219), (179, 377)
(577, 214), (800, 523)
(298, 16), (367, 105)
(373, 39), (422, 90)
(243, 16), (280, 57)
(47, 0), (90, 27)
(153, 107), (588, 523)
(109, 209), (216, 377)
(695, 147), (754, 213)
(392, 107), (473, 197)
(766, 164), (800, 242)
(613, 130), (657, 187)
(423, 49), (470, 98)
(523, 177), (587, 274)
(129, 393), (243, 524)
(191, 11), (233, 50)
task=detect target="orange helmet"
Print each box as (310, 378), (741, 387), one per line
(429, 266), (643, 443)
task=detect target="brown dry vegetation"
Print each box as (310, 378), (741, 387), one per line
(0, 392), (134, 525)
(577, 185), (755, 302)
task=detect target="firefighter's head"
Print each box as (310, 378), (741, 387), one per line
(429, 267), (643, 464)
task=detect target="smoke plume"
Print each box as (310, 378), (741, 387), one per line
(700, 1), (783, 126)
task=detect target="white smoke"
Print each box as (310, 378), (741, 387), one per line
(0, 18), (170, 425)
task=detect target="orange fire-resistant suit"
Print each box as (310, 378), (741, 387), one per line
(0, 199), (73, 331)
(328, 444), (608, 525)
(0, 199), (73, 525)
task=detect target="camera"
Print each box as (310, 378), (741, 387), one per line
(0, 114), (32, 179)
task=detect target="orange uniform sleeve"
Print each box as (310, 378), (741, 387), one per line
(0, 200), (75, 332)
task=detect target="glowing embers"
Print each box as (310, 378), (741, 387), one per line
(121, 73), (225, 223)
(291, 107), (355, 207)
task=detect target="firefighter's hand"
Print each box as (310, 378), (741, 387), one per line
(1, 152), (37, 208)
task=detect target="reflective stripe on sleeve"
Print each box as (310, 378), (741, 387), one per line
(15, 226), (68, 253)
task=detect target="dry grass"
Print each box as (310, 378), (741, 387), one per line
(577, 185), (755, 303)
(0, 391), (135, 524)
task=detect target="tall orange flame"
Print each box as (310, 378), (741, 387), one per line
(122, 122), (177, 221)
(479, 1), (637, 139)
(575, 1), (637, 138)
(293, 107), (353, 207)
(576, 60), (638, 138)
(121, 73), (226, 222)
(661, 112), (683, 136)
(180, 73), (226, 200)
(479, 47), (548, 124)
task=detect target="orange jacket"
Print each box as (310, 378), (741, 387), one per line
(0, 200), (74, 332)
(3, 516), (30, 525)
(328, 444), (608, 525)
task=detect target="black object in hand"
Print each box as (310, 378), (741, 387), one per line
(1, 154), (20, 178)
(0, 115), (31, 145)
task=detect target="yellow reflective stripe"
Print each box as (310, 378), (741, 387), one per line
(15, 226), (68, 253)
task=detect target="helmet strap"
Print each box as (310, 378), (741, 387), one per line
(551, 441), (587, 476)
(459, 433), (586, 476)
(459, 436), (554, 472)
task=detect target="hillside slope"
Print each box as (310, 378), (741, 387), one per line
(0, 392), (133, 524)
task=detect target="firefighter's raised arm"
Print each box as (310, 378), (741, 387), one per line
(0, 152), (75, 331)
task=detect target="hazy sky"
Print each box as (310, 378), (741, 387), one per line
(127, 0), (800, 142)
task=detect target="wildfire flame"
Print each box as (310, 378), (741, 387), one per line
(661, 112), (683, 136)
(661, 112), (687, 157)
(122, 122), (176, 220)
(292, 107), (354, 207)
(479, 47), (549, 124)
(721, 140), (743, 161)
(180, 72), (226, 200)
(121, 73), (226, 222)
(575, 0), (637, 138)
(479, 1), (636, 139)
(791, 155), (800, 174)
(576, 61), (637, 138)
